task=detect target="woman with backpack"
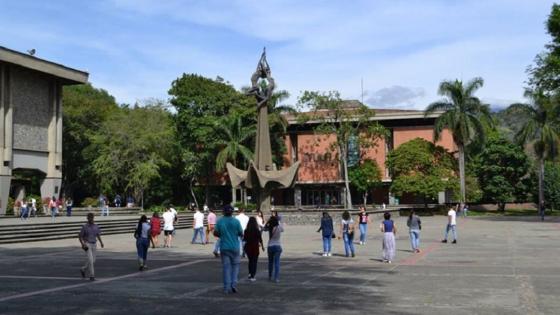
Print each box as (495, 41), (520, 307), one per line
(407, 210), (421, 253)
(381, 212), (397, 263)
(317, 212), (334, 256)
(338, 210), (355, 257)
(134, 215), (151, 270)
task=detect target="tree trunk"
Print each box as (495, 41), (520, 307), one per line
(363, 192), (367, 207)
(458, 144), (466, 204)
(341, 145), (353, 209)
(190, 178), (199, 210)
(424, 195), (428, 211)
(498, 202), (506, 212)
(538, 157), (545, 217)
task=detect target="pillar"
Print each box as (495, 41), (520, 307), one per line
(0, 63), (13, 215)
(42, 81), (62, 201)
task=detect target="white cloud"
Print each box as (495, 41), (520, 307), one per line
(366, 86), (425, 108)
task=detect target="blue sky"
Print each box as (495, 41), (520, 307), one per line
(0, 0), (556, 109)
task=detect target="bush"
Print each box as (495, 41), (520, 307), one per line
(6, 197), (14, 215)
(81, 197), (99, 207)
(146, 205), (165, 215)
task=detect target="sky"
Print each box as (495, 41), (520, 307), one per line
(0, 0), (556, 110)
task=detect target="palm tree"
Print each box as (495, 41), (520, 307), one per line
(509, 91), (560, 215)
(215, 114), (255, 203)
(425, 77), (492, 204)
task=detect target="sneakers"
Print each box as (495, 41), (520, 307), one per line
(322, 253), (327, 257)
(249, 277), (256, 282)
(441, 239), (447, 243)
(327, 252), (332, 257)
(231, 287), (238, 293)
(452, 240), (457, 244)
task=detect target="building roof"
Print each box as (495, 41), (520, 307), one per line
(283, 100), (441, 125)
(0, 46), (88, 85)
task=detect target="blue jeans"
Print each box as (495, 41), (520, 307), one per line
(51, 207), (57, 220)
(191, 227), (205, 244)
(67, 206), (72, 216)
(220, 249), (240, 292)
(444, 224), (457, 241)
(136, 237), (149, 261)
(267, 245), (282, 281)
(214, 239), (220, 253)
(322, 234), (332, 253)
(359, 223), (368, 243)
(343, 232), (355, 256)
(409, 230), (420, 250)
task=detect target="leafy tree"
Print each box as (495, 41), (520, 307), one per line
(473, 134), (531, 211)
(544, 161), (560, 210)
(528, 4), (560, 93)
(88, 105), (176, 208)
(386, 138), (458, 209)
(510, 91), (560, 212)
(348, 159), (382, 206)
(297, 91), (386, 209)
(424, 77), (492, 204)
(214, 113), (255, 203)
(169, 74), (253, 205)
(62, 84), (119, 201)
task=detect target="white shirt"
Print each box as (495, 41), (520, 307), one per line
(236, 213), (249, 231)
(163, 211), (175, 231)
(170, 207), (177, 217)
(193, 211), (204, 228)
(448, 209), (457, 225)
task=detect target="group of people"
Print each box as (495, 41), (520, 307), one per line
(17, 196), (74, 221)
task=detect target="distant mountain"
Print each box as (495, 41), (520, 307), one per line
(492, 106), (529, 141)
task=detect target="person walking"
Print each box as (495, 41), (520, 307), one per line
(134, 215), (151, 271)
(264, 215), (284, 282)
(317, 212), (334, 256)
(30, 197), (37, 217)
(150, 212), (161, 248)
(214, 205), (243, 294)
(381, 212), (397, 263)
(339, 211), (355, 257)
(206, 208), (216, 244)
(66, 198), (73, 217)
(236, 208), (249, 256)
(78, 213), (104, 281)
(442, 207), (457, 244)
(192, 208), (205, 244)
(162, 207), (175, 248)
(407, 210), (421, 253)
(357, 206), (370, 245)
(244, 217), (264, 281)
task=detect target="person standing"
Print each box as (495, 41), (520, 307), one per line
(114, 194), (122, 208)
(381, 212), (397, 263)
(98, 194), (105, 216)
(66, 198), (73, 217)
(214, 205), (243, 294)
(255, 210), (265, 232)
(462, 204), (469, 217)
(407, 210), (421, 253)
(78, 213), (104, 281)
(442, 207), (457, 244)
(162, 207), (175, 248)
(49, 197), (57, 222)
(264, 215), (284, 282)
(339, 211), (355, 257)
(244, 217), (264, 281)
(236, 208), (249, 256)
(317, 212), (333, 256)
(31, 197), (37, 217)
(134, 215), (151, 270)
(20, 200), (29, 220)
(192, 208), (205, 244)
(357, 206), (370, 245)
(150, 212), (161, 248)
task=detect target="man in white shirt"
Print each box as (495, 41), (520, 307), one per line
(191, 208), (205, 244)
(163, 207), (175, 248)
(235, 208), (249, 256)
(442, 206), (458, 244)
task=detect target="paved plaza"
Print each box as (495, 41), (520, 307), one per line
(0, 215), (559, 314)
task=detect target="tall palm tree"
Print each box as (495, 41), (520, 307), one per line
(509, 91), (560, 214)
(215, 114), (255, 203)
(425, 77), (492, 204)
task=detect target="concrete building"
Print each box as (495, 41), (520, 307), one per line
(0, 46), (88, 215)
(273, 101), (456, 208)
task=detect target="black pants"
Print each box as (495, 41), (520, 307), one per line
(247, 254), (259, 277)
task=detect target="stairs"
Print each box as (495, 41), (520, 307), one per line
(0, 214), (194, 244)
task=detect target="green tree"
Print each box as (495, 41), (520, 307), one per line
(215, 113), (255, 203)
(348, 159), (382, 206)
(424, 77), (492, 204)
(62, 84), (119, 201)
(473, 133), (531, 211)
(169, 74), (253, 205)
(510, 91), (560, 212)
(544, 161), (560, 210)
(297, 91), (386, 209)
(386, 138), (458, 209)
(89, 105), (176, 208)
(528, 4), (560, 93)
